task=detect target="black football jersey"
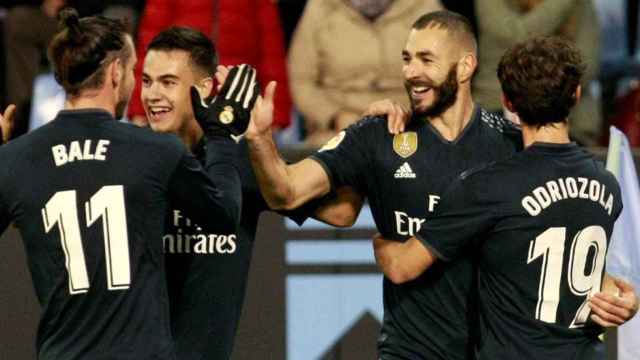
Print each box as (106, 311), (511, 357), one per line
(417, 143), (623, 360)
(0, 109), (241, 360)
(164, 139), (312, 360)
(311, 107), (521, 359)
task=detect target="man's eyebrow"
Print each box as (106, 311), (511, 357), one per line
(142, 73), (180, 81)
(416, 50), (436, 58)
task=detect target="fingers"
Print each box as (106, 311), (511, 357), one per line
(588, 294), (630, 325)
(3, 104), (16, 123)
(391, 104), (407, 134)
(263, 81), (277, 105)
(2, 104), (16, 143)
(190, 86), (206, 109)
(220, 66), (241, 99)
(234, 65), (251, 102)
(189, 86), (209, 126)
(215, 66), (230, 92)
(614, 277), (636, 293)
(590, 314), (618, 328)
(594, 290), (637, 318)
(241, 68), (258, 109)
(247, 83), (276, 136)
(363, 100), (408, 135)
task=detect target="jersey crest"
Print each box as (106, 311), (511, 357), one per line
(393, 132), (418, 158)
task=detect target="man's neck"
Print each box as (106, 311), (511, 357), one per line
(65, 90), (115, 117)
(424, 91), (475, 142)
(521, 121), (571, 148)
(179, 118), (204, 151)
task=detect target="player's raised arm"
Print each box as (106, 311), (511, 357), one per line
(245, 81), (331, 210)
(311, 186), (364, 227)
(167, 139), (241, 235)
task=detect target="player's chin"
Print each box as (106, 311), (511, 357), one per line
(147, 118), (173, 134)
(411, 103), (433, 117)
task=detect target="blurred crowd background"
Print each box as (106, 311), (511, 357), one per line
(1, 0), (639, 148)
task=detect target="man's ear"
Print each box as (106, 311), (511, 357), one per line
(502, 93), (516, 114)
(457, 52), (477, 83)
(110, 58), (123, 89)
(195, 76), (214, 99)
(574, 84), (582, 103)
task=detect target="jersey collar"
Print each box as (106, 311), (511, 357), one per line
(55, 108), (115, 124)
(418, 104), (480, 145)
(527, 142), (579, 154)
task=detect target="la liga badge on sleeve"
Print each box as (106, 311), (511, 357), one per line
(318, 131), (346, 152)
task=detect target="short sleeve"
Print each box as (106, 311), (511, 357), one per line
(416, 172), (497, 261)
(310, 118), (375, 193)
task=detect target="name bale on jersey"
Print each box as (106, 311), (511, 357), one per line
(51, 139), (110, 166)
(163, 209), (237, 255)
(521, 177), (615, 216)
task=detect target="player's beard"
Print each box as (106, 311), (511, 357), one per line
(114, 79), (131, 120)
(406, 64), (459, 119)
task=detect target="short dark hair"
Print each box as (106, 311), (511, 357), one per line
(412, 10), (477, 52)
(497, 36), (585, 127)
(48, 8), (131, 96)
(147, 27), (217, 76)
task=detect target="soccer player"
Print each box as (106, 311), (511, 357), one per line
(140, 27), (356, 359)
(247, 10), (520, 359)
(0, 10), (242, 360)
(245, 10), (638, 358)
(373, 36), (637, 359)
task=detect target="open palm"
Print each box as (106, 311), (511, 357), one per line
(247, 81), (277, 137)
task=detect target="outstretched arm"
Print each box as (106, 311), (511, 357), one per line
(373, 234), (436, 284)
(312, 186), (364, 227)
(246, 82), (332, 210)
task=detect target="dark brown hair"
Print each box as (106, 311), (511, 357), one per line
(147, 26), (217, 76)
(412, 10), (477, 52)
(497, 36), (585, 126)
(48, 8), (131, 96)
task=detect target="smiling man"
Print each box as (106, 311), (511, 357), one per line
(139, 27), (357, 360)
(373, 36), (638, 359)
(245, 10), (522, 359)
(142, 31), (214, 149)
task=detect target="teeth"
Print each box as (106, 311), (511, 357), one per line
(149, 107), (171, 115)
(413, 86), (429, 92)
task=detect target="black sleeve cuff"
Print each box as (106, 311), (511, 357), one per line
(415, 233), (451, 262)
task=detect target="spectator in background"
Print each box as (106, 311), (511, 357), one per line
(3, 0), (64, 138)
(4, 0), (141, 134)
(288, 0), (442, 146)
(129, 0), (293, 130)
(474, 0), (602, 145)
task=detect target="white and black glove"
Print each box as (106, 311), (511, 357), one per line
(190, 64), (259, 138)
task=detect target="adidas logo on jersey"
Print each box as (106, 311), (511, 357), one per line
(394, 162), (416, 179)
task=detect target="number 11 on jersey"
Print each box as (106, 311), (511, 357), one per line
(42, 185), (131, 295)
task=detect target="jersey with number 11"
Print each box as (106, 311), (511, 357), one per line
(0, 109), (235, 360)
